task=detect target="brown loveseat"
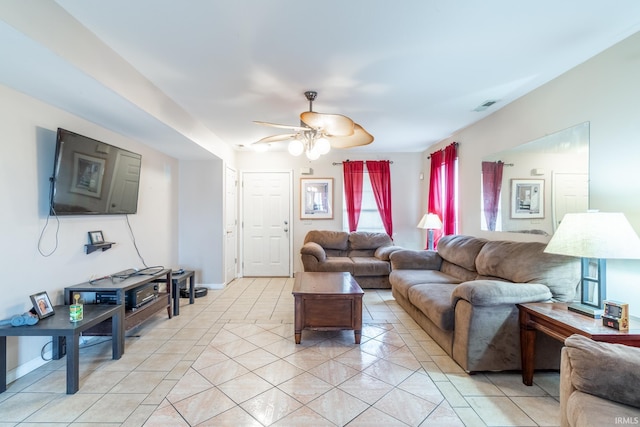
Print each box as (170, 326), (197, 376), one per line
(389, 234), (580, 372)
(300, 230), (402, 288)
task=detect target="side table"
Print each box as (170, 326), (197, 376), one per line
(160, 270), (195, 316)
(0, 304), (124, 394)
(517, 302), (640, 386)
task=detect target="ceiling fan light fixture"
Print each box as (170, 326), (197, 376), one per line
(316, 137), (331, 155)
(306, 145), (321, 160)
(288, 139), (304, 156)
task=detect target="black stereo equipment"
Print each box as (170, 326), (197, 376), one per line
(126, 283), (159, 309)
(95, 292), (119, 305)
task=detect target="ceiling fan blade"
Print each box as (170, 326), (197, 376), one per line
(254, 133), (297, 144)
(253, 121), (308, 132)
(300, 112), (354, 136)
(328, 124), (374, 149)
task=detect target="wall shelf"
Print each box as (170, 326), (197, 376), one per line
(85, 242), (114, 254)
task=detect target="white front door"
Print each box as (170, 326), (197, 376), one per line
(224, 166), (238, 284)
(242, 171), (292, 277)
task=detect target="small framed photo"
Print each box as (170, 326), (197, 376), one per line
(30, 291), (55, 319)
(88, 230), (105, 245)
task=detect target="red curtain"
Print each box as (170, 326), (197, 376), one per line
(428, 143), (458, 247)
(428, 150), (444, 246)
(443, 143), (457, 236)
(343, 161), (364, 232)
(481, 161), (504, 231)
(366, 161), (393, 237)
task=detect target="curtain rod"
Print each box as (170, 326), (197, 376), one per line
(498, 160), (514, 167)
(427, 141), (459, 159)
(332, 160), (394, 165)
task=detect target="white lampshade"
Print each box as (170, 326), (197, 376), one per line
(417, 213), (442, 230)
(288, 139), (304, 156)
(544, 212), (640, 259)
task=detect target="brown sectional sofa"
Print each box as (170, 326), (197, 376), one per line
(389, 234), (580, 372)
(300, 230), (402, 289)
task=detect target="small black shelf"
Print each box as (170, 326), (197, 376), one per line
(85, 242), (114, 254)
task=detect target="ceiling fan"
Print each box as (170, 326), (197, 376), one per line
(253, 91), (374, 160)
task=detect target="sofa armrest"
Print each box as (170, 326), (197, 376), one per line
(300, 242), (326, 262)
(374, 245), (404, 261)
(451, 280), (552, 306)
(389, 249), (442, 270)
(563, 334), (640, 409)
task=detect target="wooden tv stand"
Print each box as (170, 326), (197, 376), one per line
(64, 269), (172, 337)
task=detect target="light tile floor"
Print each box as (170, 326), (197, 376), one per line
(0, 277), (561, 426)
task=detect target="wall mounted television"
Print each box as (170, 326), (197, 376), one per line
(50, 128), (142, 215)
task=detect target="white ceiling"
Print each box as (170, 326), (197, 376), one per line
(1, 1), (640, 159)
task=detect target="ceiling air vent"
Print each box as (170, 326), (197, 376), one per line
(473, 100), (499, 112)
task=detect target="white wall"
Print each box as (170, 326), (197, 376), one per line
(425, 31), (640, 315)
(236, 150), (425, 273)
(0, 84), (179, 379)
(178, 159), (225, 285)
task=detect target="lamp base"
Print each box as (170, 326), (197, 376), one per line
(568, 303), (603, 319)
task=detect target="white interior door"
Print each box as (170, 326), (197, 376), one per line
(552, 172), (589, 231)
(242, 171), (292, 277)
(224, 166), (238, 284)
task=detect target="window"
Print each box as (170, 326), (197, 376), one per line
(343, 171), (385, 233)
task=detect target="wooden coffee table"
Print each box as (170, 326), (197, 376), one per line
(292, 272), (364, 344)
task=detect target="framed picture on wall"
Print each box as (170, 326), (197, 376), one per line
(300, 178), (333, 219)
(511, 179), (544, 219)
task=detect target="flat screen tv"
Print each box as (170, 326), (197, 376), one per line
(50, 128), (142, 215)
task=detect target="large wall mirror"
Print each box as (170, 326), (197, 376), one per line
(481, 122), (589, 236)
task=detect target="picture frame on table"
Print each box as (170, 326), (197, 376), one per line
(511, 179), (544, 219)
(300, 178), (334, 219)
(30, 291), (55, 319)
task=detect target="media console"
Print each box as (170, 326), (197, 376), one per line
(64, 269), (172, 338)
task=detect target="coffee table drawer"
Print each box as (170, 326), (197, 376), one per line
(301, 297), (356, 329)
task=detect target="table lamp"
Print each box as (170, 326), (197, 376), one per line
(544, 212), (640, 318)
(417, 213), (442, 250)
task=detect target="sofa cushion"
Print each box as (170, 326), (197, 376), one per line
(351, 257), (391, 276)
(565, 334), (640, 408)
(475, 240), (579, 301)
(349, 231), (392, 250)
(437, 235), (487, 272)
(304, 230), (349, 250)
(390, 270), (460, 299)
(390, 249), (443, 270)
(310, 257), (355, 273)
(407, 283), (458, 331)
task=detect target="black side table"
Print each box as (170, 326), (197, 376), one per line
(168, 270), (195, 315)
(0, 304), (124, 394)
